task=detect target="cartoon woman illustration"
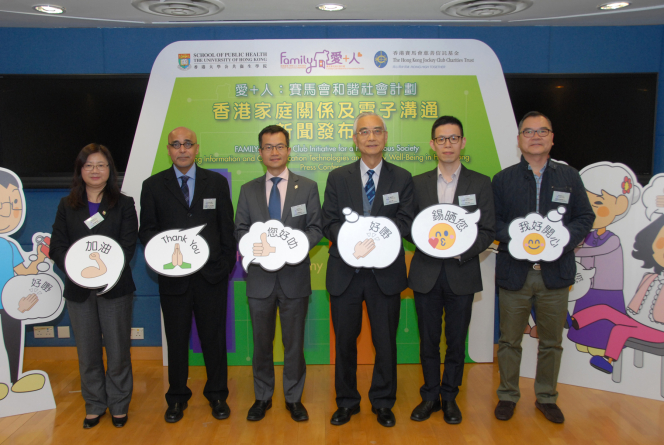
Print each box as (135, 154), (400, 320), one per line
(569, 163), (640, 372)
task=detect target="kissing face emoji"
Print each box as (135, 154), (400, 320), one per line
(428, 223), (456, 250)
(523, 233), (545, 255)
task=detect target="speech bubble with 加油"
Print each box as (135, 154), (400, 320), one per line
(64, 235), (125, 295)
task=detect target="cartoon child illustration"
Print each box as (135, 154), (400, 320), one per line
(568, 163), (640, 372)
(570, 214), (664, 374)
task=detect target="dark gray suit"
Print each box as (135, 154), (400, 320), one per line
(234, 170), (322, 402)
(408, 165), (495, 401)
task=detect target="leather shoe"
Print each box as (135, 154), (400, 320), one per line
(286, 402), (309, 422)
(442, 399), (462, 424)
(535, 401), (565, 424)
(371, 406), (396, 427)
(330, 405), (360, 425)
(165, 402), (188, 423)
(83, 412), (105, 429)
(210, 399), (230, 420)
(410, 400), (441, 421)
(111, 414), (128, 428)
(247, 399), (272, 421)
(494, 400), (516, 421)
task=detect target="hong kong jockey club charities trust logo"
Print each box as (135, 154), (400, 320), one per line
(178, 54), (191, 70)
(374, 51), (388, 68)
(280, 50), (362, 74)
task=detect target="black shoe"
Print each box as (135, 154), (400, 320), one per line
(246, 399), (272, 421)
(535, 401), (565, 424)
(165, 402), (188, 423)
(286, 402), (309, 422)
(442, 399), (462, 424)
(210, 399), (230, 420)
(410, 400), (441, 421)
(330, 405), (360, 425)
(494, 400), (516, 421)
(371, 406), (396, 428)
(83, 412), (105, 429)
(111, 414), (128, 428)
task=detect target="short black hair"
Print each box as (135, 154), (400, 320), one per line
(632, 214), (664, 274)
(258, 125), (290, 147)
(518, 111), (553, 132)
(431, 115), (464, 139)
(0, 171), (19, 189)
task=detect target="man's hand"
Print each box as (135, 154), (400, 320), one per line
(253, 233), (276, 257)
(353, 238), (376, 259)
(18, 293), (39, 313)
(172, 243), (183, 267)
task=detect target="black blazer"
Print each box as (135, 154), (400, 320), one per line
(138, 166), (236, 296)
(50, 193), (138, 302)
(407, 165), (495, 296)
(322, 159), (415, 296)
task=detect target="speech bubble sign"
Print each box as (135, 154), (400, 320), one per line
(64, 235), (125, 295)
(642, 173), (664, 221)
(411, 204), (481, 259)
(507, 207), (571, 262)
(337, 207), (401, 269)
(144, 224), (211, 277)
(1, 274), (63, 321)
(238, 220), (310, 272)
(569, 261), (596, 302)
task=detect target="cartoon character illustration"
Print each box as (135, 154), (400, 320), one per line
(0, 168), (64, 409)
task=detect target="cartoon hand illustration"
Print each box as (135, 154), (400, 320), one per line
(353, 238), (376, 259)
(18, 293), (39, 313)
(172, 243), (184, 267)
(657, 193), (664, 208)
(81, 251), (108, 278)
(253, 233), (276, 257)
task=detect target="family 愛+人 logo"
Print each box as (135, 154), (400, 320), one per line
(280, 50), (361, 74)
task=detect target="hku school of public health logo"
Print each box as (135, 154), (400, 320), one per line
(374, 51), (388, 68)
(178, 54), (191, 70)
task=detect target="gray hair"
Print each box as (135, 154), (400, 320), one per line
(353, 112), (387, 133)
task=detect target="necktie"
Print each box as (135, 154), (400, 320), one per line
(180, 175), (190, 206)
(269, 177), (282, 220)
(365, 170), (375, 206)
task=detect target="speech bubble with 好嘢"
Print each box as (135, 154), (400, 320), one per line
(337, 208), (401, 268)
(145, 224), (211, 277)
(411, 204), (480, 259)
(238, 220), (310, 272)
(641, 174), (664, 221)
(64, 235), (125, 295)
(1, 274), (63, 321)
(507, 207), (571, 262)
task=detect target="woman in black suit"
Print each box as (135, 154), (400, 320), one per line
(50, 144), (137, 429)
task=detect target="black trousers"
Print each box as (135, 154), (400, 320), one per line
(0, 309), (21, 383)
(160, 273), (228, 405)
(330, 269), (401, 409)
(414, 266), (474, 402)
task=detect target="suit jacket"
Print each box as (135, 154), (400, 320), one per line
(138, 166), (236, 296)
(50, 193), (138, 302)
(407, 165), (495, 296)
(234, 170), (323, 299)
(322, 159), (415, 296)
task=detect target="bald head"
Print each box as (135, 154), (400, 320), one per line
(167, 127), (199, 174)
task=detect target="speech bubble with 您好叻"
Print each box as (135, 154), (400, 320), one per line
(238, 220), (310, 272)
(337, 208), (401, 268)
(507, 207), (570, 262)
(64, 235), (125, 295)
(411, 204), (481, 259)
(641, 173), (664, 221)
(144, 224), (211, 277)
(1, 274), (63, 321)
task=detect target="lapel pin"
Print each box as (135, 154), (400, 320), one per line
(102, 211), (106, 216)
(294, 185), (298, 189)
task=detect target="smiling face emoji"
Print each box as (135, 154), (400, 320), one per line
(428, 223), (456, 251)
(523, 233), (546, 255)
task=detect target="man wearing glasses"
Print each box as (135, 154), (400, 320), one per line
(322, 112), (414, 428)
(492, 112), (593, 423)
(139, 127), (236, 423)
(234, 125), (322, 422)
(408, 116), (495, 424)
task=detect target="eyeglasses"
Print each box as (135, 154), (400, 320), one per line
(433, 135), (462, 145)
(0, 201), (15, 216)
(168, 141), (196, 149)
(356, 128), (385, 137)
(261, 144), (287, 152)
(83, 163), (109, 172)
(520, 128), (552, 138)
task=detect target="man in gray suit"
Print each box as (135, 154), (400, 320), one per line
(408, 116), (495, 424)
(234, 125), (323, 422)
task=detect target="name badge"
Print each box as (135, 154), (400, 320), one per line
(458, 194), (477, 206)
(203, 198), (216, 209)
(84, 212), (104, 229)
(383, 192), (400, 206)
(291, 204), (307, 217)
(552, 191), (570, 204)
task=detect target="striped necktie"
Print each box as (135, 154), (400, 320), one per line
(365, 170), (375, 206)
